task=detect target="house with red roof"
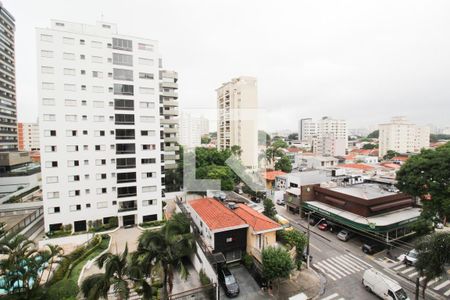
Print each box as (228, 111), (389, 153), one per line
(188, 197), (283, 263)
(263, 170), (286, 189)
(188, 198), (248, 262)
(233, 204), (282, 262)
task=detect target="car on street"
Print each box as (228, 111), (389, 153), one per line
(337, 229), (354, 241)
(318, 221), (329, 231)
(276, 198), (285, 206)
(218, 267), (240, 297)
(250, 196), (261, 203)
(361, 240), (385, 254)
(362, 268), (409, 300)
(403, 249), (418, 266)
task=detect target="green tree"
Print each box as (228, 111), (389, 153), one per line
(165, 145), (184, 192)
(414, 233), (450, 298)
(265, 147), (284, 165)
(258, 130), (271, 146)
(43, 244), (65, 285)
(287, 133), (298, 141)
(230, 145), (242, 157)
(278, 230), (308, 270)
(430, 134), (450, 143)
(201, 135), (211, 144)
(263, 198), (277, 220)
(275, 156), (292, 173)
(396, 142), (450, 223)
(262, 247), (294, 294)
(383, 150), (400, 160)
(81, 245), (130, 300)
(367, 130), (379, 138)
(272, 138), (288, 149)
(362, 143), (378, 150)
(136, 213), (195, 300)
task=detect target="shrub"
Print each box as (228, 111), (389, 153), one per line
(139, 220), (167, 228)
(242, 253), (253, 269)
(199, 269), (211, 286)
(44, 279), (79, 300)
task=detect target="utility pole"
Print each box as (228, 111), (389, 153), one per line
(306, 212), (311, 269)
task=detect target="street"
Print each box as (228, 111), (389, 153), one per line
(228, 191), (448, 300)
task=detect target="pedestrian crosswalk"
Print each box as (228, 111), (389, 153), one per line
(314, 253), (372, 281)
(393, 263), (450, 297)
(320, 292), (346, 300)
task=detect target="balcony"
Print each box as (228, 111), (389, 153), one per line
(162, 108), (179, 116)
(164, 136), (178, 143)
(163, 127), (178, 134)
(160, 118), (178, 125)
(165, 145), (179, 151)
(160, 81), (178, 89)
(118, 200), (137, 212)
(162, 99), (178, 106)
(160, 90), (178, 98)
(164, 154), (180, 160)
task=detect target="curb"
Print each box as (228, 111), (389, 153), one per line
(309, 265), (327, 300)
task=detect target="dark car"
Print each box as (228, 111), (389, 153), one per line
(361, 240), (385, 255)
(250, 196), (261, 203)
(218, 267), (240, 297)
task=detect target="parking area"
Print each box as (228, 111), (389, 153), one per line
(219, 265), (265, 300)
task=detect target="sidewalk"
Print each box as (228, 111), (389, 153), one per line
(273, 268), (322, 300)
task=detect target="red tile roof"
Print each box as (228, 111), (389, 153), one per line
(287, 147), (301, 153)
(189, 198), (247, 231)
(234, 204), (282, 233)
(338, 163), (375, 171)
(380, 163), (401, 169)
(392, 156), (408, 162)
(263, 170), (286, 181)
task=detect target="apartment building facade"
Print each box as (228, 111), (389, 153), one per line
(37, 20), (165, 232)
(217, 76), (258, 168)
(179, 112), (209, 148)
(160, 70), (179, 170)
(298, 118), (316, 141)
(0, 3), (17, 151)
(378, 116), (430, 157)
(18, 122), (40, 151)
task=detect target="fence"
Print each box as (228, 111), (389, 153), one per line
(6, 207), (43, 236)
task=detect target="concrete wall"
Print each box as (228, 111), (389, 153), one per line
(190, 240), (217, 284)
(38, 232), (94, 248)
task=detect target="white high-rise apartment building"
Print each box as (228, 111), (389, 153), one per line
(37, 20), (164, 232)
(179, 112), (209, 148)
(379, 116), (430, 157)
(299, 118), (317, 141)
(217, 77), (258, 168)
(18, 122), (40, 151)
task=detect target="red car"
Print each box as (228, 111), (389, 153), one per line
(318, 222), (329, 231)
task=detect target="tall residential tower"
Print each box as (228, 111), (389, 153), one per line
(0, 3), (17, 151)
(37, 20), (166, 232)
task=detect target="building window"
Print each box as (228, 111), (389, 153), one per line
(64, 84), (76, 91)
(142, 144), (156, 150)
(113, 68), (133, 81)
(64, 68), (76, 76)
(115, 114), (134, 125)
(141, 130), (155, 136)
(91, 41), (102, 48)
(45, 145), (57, 152)
(47, 192), (59, 199)
(80, 39), (85, 45)
(112, 38), (132, 51)
(40, 34), (53, 42)
(142, 172), (156, 179)
(91, 56), (102, 63)
(43, 114), (56, 121)
(44, 130), (56, 137)
(41, 66), (54, 74)
(42, 82), (55, 90)
(112, 53), (133, 66)
(138, 57), (153, 66)
(139, 87), (154, 94)
(140, 116), (155, 123)
(92, 86), (104, 93)
(113, 84), (134, 95)
(63, 37), (75, 45)
(92, 71), (103, 78)
(143, 199), (156, 206)
(141, 158), (156, 164)
(66, 130), (77, 137)
(64, 99), (77, 106)
(63, 52), (75, 60)
(139, 101), (154, 109)
(114, 99), (134, 110)
(46, 176), (58, 184)
(138, 43), (153, 51)
(40, 50), (53, 58)
(139, 72), (154, 79)
(48, 207), (60, 214)
(65, 115), (77, 122)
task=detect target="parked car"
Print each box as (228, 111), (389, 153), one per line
(337, 229), (353, 242)
(218, 267), (240, 297)
(403, 249), (418, 266)
(276, 198), (285, 206)
(318, 221), (329, 231)
(362, 268), (409, 300)
(250, 196), (261, 203)
(361, 240), (385, 255)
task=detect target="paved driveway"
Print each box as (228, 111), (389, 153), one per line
(220, 265), (266, 300)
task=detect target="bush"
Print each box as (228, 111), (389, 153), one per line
(242, 253), (253, 269)
(44, 279), (78, 300)
(199, 269), (211, 286)
(139, 220), (167, 228)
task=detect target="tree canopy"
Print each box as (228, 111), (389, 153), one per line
(430, 134), (450, 143)
(262, 246), (294, 283)
(275, 156), (292, 173)
(383, 150), (400, 160)
(367, 130), (379, 138)
(396, 142), (450, 222)
(263, 198), (277, 220)
(287, 133), (298, 141)
(362, 143), (378, 150)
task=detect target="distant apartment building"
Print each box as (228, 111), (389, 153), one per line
(159, 70), (179, 170)
(300, 116), (348, 156)
(378, 117), (430, 157)
(179, 112), (209, 148)
(37, 20), (166, 232)
(217, 76), (258, 168)
(0, 3), (17, 151)
(18, 122), (40, 151)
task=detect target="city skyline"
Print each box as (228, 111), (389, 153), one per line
(4, 0), (450, 131)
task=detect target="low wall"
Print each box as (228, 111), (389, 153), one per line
(39, 232), (94, 248)
(190, 241), (217, 284)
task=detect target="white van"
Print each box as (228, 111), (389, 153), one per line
(362, 268), (409, 300)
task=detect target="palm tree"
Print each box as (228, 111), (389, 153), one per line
(137, 213), (195, 300)
(43, 244), (65, 285)
(81, 245), (130, 300)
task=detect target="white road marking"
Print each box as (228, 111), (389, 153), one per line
(346, 253), (373, 268)
(427, 277), (441, 286)
(310, 243), (322, 252)
(408, 271), (418, 278)
(400, 267), (415, 274)
(337, 298), (345, 300)
(339, 255), (366, 271)
(393, 264), (406, 271)
(433, 280), (450, 291)
(315, 264), (337, 281)
(333, 256), (361, 273)
(321, 293), (339, 300)
(329, 257), (356, 274)
(316, 261), (342, 279)
(319, 260), (348, 277)
(444, 288), (450, 297)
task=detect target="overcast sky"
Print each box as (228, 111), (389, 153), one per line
(5, 0), (450, 132)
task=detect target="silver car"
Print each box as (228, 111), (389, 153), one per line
(337, 230), (353, 241)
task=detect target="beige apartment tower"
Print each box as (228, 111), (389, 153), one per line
(217, 77), (258, 169)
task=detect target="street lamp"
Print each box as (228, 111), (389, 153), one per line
(306, 212), (311, 269)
